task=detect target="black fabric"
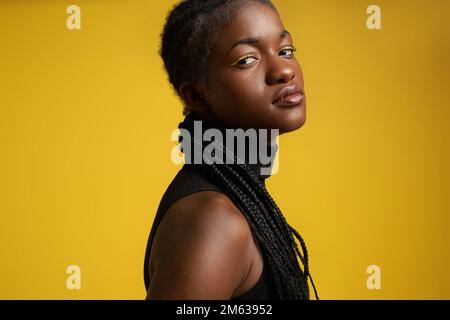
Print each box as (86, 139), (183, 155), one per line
(143, 112), (279, 299)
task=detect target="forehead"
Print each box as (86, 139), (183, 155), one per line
(212, 2), (286, 53)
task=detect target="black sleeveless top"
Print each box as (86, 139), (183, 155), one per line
(143, 162), (277, 300)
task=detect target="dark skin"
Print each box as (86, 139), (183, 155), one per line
(147, 1), (306, 299)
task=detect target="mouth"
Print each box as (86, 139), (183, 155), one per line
(272, 84), (304, 107)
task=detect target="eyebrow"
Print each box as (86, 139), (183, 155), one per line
(227, 30), (291, 55)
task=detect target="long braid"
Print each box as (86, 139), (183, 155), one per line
(235, 148), (320, 299)
(221, 148), (310, 278)
(193, 137), (297, 298)
(206, 161), (305, 299)
(206, 163), (288, 298)
(215, 161), (308, 297)
(178, 114), (317, 299)
(219, 164), (310, 297)
(243, 164), (319, 298)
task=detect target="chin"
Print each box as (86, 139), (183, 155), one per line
(278, 107), (307, 134)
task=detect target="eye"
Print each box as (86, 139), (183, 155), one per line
(279, 46), (297, 57)
(230, 53), (258, 67)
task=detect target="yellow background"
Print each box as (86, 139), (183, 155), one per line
(0, 0), (449, 299)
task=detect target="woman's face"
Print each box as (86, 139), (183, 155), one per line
(196, 1), (306, 134)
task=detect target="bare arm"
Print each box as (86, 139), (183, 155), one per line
(146, 192), (253, 300)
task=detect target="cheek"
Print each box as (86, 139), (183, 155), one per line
(209, 73), (266, 117)
(296, 62), (305, 83)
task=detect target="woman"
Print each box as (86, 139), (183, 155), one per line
(144, 0), (319, 300)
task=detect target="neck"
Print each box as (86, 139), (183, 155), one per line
(179, 111), (279, 181)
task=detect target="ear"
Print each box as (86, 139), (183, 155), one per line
(178, 81), (209, 113)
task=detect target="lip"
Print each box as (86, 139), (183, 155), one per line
(272, 84), (304, 106)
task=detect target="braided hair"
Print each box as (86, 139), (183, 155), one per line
(160, 0), (319, 300)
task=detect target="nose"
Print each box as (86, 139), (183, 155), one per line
(265, 56), (296, 85)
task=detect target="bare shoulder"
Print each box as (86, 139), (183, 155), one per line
(147, 191), (253, 299)
(159, 191), (251, 246)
